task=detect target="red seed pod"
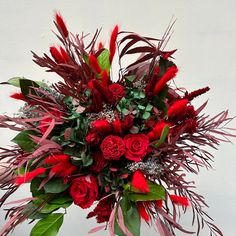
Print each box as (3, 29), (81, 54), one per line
(109, 25), (119, 63)
(167, 99), (189, 117)
(55, 12), (69, 38)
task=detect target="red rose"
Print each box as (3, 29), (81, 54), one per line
(90, 151), (108, 172)
(86, 131), (101, 146)
(91, 119), (112, 134)
(124, 134), (149, 162)
(100, 135), (125, 160)
(69, 175), (98, 209)
(109, 83), (125, 104)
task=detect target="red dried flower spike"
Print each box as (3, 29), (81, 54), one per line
(55, 12), (69, 38)
(170, 195), (190, 207)
(147, 121), (170, 141)
(137, 202), (150, 222)
(131, 170), (150, 193)
(109, 25), (119, 63)
(50, 46), (65, 64)
(59, 46), (70, 63)
(45, 154), (70, 164)
(15, 167), (46, 185)
(167, 99), (189, 117)
(184, 86), (210, 101)
(89, 54), (102, 74)
(10, 92), (25, 100)
(153, 66), (178, 95)
(101, 70), (110, 87)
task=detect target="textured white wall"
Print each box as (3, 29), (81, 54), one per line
(0, 0), (236, 235)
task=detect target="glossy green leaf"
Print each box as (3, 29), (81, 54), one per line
(12, 130), (37, 152)
(114, 197), (140, 236)
(44, 178), (69, 194)
(154, 125), (169, 147)
(126, 181), (165, 202)
(20, 79), (40, 96)
(30, 178), (45, 197)
(30, 213), (64, 236)
(97, 49), (111, 71)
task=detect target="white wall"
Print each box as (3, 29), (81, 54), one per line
(0, 1), (236, 235)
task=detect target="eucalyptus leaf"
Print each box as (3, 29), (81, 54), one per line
(30, 213), (64, 236)
(142, 112), (150, 120)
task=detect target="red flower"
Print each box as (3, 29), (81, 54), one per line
(137, 202), (150, 222)
(109, 83), (125, 104)
(50, 46), (64, 64)
(92, 119), (112, 134)
(112, 117), (122, 135)
(89, 54), (102, 74)
(131, 170), (150, 193)
(170, 195), (190, 207)
(55, 12), (69, 38)
(153, 66), (178, 95)
(100, 135), (125, 160)
(167, 99), (189, 117)
(69, 175), (98, 209)
(147, 121), (171, 141)
(59, 46), (70, 63)
(86, 131), (101, 146)
(90, 151), (108, 173)
(10, 92), (25, 101)
(87, 196), (114, 223)
(124, 134), (149, 162)
(15, 168), (46, 185)
(109, 25), (119, 63)
(45, 154), (77, 177)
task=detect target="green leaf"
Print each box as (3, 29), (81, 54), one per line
(40, 202), (72, 214)
(138, 105), (145, 111)
(44, 178), (69, 194)
(153, 96), (167, 114)
(114, 197), (140, 236)
(81, 153), (93, 167)
(6, 77), (47, 88)
(12, 130), (37, 152)
(126, 181), (165, 202)
(30, 213), (64, 236)
(145, 104), (153, 112)
(30, 178), (45, 197)
(154, 125), (169, 148)
(97, 49), (111, 72)
(159, 57), (175, 77)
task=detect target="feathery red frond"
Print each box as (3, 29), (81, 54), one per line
(10, 93), (25, 100)
(131, 170), (150, 193)
(170, 195), (190, 207)
(55, 12), (69, 38)
(109, 25), (119, 63)
(89, 54), (102, 74)
(167, 99), (189, 117)
(137, 202), (150, 222)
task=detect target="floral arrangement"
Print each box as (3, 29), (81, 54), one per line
(0, 13), (235, 236)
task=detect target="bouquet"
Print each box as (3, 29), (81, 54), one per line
(0, 13), (235, 236)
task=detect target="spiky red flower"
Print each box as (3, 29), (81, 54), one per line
(50, 46), (65, 64)
(89, 54), (102, 74)
(137, 202), (150, 222)
(131, 170), (150, 193)
(170, 195), (190, 207)
(109, 25), (119, 63)
(10, 93), (25, 100)
(153, 66), (178, 95)
(15, 168), (46, 185)
(55, 12), (69, 38)
(167, 99), (189, 117)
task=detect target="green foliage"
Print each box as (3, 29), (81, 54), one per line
(154, 125), (169, 148)
(6, 77), (47, 88)
(30, 213), (64, 236)
(114, 197), (140, 236)
(44, 178), (69, 194)
(30, 178), (45, 197)
(12, 130), (37, 152)
(97, 49), (111, 71)
(125, 181), (165, 202)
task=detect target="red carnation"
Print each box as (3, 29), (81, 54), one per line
(109, 83), (125, 104)
(69, 175), (98, 209)
(100, 135), (125, 160)
(90, 151), (108, 173)
(124, 134), (149, 162)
